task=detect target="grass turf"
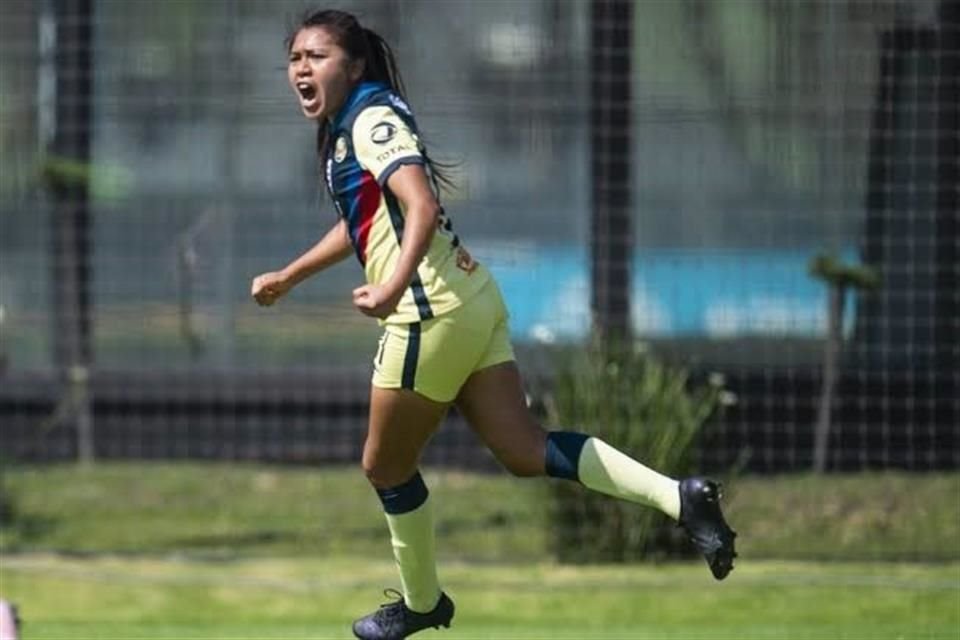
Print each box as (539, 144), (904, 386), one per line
(2, 555), (958, 639)
(3, 463), (959, 562)
(1, 463), (959, 638)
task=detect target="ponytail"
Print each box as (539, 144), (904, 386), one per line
(359, 26), (457, 194)
(361, 28), (407, 99)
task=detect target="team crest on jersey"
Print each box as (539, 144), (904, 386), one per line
(333, 136), (348, 162)
(370, 121), (397, 145)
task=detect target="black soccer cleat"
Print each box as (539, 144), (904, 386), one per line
(678, 477), (738, 580)
(352, 589), (455, 640)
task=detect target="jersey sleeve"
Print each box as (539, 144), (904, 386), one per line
(352, 105), (425, 186)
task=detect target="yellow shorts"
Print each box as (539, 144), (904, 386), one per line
(371, 279), (515, 403)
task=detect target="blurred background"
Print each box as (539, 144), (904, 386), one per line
(0, 1), (958, 636)
(2, 0), (956, 470)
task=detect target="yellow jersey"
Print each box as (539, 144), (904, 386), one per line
(324, 81), (490, 324)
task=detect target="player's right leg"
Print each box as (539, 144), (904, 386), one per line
(353, 385), (454, 640)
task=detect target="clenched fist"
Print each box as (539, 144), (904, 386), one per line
(352, 283), (402, 319)
(251, 271), (292, 306)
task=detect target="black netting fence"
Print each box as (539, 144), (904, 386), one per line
(1, 0), (957, 472)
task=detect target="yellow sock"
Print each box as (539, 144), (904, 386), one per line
(377, 472), (441, 613)
(576, 437), (681, 520)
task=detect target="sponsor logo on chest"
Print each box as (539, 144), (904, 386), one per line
(370, 121), (397, 145)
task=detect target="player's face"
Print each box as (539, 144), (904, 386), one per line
(288, 27), (362, 121)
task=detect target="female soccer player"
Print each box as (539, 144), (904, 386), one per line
(251, 9), (737, 640)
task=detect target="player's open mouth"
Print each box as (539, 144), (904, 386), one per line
(296, 82), (319, 110)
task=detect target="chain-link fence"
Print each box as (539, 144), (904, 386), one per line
(1, 0), (957, 471)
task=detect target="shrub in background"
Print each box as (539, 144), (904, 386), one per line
(542, 340), (727, 563)
(0, 457), (17, 529)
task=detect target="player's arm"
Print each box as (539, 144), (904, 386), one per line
(352, 165), (439, 318)
(349, 105), (437, 318)
(251, 218), (352, 306)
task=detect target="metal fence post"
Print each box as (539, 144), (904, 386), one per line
(46, 0), (94, 462)
(590, 0), (633, 342)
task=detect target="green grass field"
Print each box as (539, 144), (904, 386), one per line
(2, 463), (959, 639)
(4, 555), (958, 639)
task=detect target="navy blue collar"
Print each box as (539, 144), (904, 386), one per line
(330, 81), (389, 130)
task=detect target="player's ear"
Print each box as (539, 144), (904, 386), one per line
(348, 58), (365, 83)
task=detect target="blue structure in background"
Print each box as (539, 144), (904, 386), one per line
(481, 245), (857, 342)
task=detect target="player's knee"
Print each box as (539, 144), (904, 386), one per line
(363, 466), (396, 489)
(361, 458), (389, 488)
(361, 458), (414, 489)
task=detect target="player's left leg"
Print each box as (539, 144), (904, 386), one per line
(455, 361), (682, 513)
(456, 361), (737, 580)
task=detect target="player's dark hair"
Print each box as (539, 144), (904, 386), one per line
(287, 9), (456, 193)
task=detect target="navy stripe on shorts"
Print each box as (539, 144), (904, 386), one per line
(401, 322), (421, 390)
